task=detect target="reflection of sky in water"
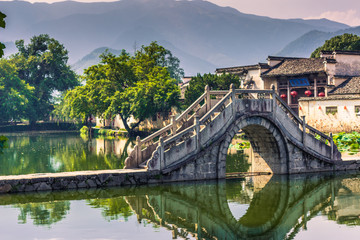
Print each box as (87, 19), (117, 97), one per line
(49, 156), (62, 172)
(227, 202), (250, 220)
(295, 215), (360, 240)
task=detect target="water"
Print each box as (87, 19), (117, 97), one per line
(0, 132), (133, 175)
(1, 133), (360, 239)
(0, 174), (359, 239)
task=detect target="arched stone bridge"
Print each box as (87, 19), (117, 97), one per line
(125, 85), (350, 181)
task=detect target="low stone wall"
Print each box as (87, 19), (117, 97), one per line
(1, 160), (360, 194)
(0, 169), (161, 194)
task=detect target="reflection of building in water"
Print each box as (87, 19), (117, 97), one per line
(324, 178), (360, 225)
(95, 138), (134, 156)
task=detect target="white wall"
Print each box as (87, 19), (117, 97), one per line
(299, 98), (360, 132)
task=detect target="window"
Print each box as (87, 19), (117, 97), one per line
(326, 106), (338, 115)
(355, 106), (360, 114)
(152, 115), (157, 121)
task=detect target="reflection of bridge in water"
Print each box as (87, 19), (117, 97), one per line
(125, 174), (346, 240)
(1, 174), (360, 239)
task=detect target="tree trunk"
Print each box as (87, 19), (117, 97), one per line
(119, 113), (143, 136)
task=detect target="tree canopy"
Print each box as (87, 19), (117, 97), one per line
(0, 59), (34, 123)
(184, 73), (240, 106)
(65, 42), (181, 134)
(11, 34), (79, 124)
(0, 11), (6, 58)
(311, 33), (360, 58)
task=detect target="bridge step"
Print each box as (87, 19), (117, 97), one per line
(139, 161), (148, 169)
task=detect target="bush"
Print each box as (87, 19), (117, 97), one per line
(0, 135), (8, 153)
(80, 126), (89, 135)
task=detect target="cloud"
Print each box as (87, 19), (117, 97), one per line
(308, 9), (360, 26)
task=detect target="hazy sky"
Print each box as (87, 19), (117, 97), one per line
(3, 0), (360, 26)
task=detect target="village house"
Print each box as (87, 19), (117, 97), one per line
(216, 50), (360, 131)
(299, 76), (360, 132)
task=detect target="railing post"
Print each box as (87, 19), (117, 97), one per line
(194, 113), (200, 152)
(205, 85), (211, 112)
(230, 83), (236, 116)
(171, 115), (177, 135)
(136, 136), (142, 167)
(272, 85), (277, 119)
(159, 137), (165, 170)
(330, 132), (334, 161)
(302, 116), (306, 147)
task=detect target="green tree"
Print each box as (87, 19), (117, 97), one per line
(0, 11), (5, 58)
(67, 42), (181, 135)
(12, 34), (79, 124)
(135, 42), (184, 82)
(184, 73), (240, 106)
(311, 33), (360, 58)
(0, 59), (34, 123)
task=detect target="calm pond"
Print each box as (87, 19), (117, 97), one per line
(0, 132), (360, 239)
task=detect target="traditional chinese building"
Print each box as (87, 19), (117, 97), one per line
(217, 51), (360, 115)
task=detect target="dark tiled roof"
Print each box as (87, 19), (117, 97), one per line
(267, 56), (305, 61)
(262, 58), (326, 77)
(216, 63), (270, 74)
(299, 95), (360, 101)
(325, 58), (337, 63)
(333, 50), (360, 55)
(329, 76), (360, 95)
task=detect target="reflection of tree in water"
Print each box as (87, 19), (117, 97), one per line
(0, 133), (132, 175)
(226, 151), (251, 173)
(16, 201), (70, 227)
(226, 178), (253, 204)
(86, 197), (133, 221)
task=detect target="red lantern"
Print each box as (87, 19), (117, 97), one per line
(280, 94), (287, 100)
(304, 90), (312, 97)
(290, 91), (298, 97)
(318, 92), (325, 97)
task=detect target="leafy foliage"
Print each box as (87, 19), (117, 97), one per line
(333, 132), (360, 154)
(184, 73), (240, 106)
(0, 59), (34, 123)
(0, 11), (5, 58)
(66, 42), (181, 135)
(0, 135), (7, 154)
(11, 34), (79, 124)
(311, 33), (360, 58)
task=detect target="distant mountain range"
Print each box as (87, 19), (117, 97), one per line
(0, 0), (355, 75)
(277, 27), (360, 57)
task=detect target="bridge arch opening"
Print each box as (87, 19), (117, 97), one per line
(219, 116), (289, 175)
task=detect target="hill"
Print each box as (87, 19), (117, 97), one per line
(278, 27), (360, 57)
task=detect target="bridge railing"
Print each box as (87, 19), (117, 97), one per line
(125, 86), (213, 168)
(125, 85), (334, 169)
(273, 94), (332, 146)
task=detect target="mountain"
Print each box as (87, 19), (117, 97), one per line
(0, 0), (350, 75)
(278, 27), (360, 57)
(287, 18), (349, 32)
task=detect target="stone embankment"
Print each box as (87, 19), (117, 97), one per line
(0, 169), (162, 194)
(1, 159), (360, 194)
